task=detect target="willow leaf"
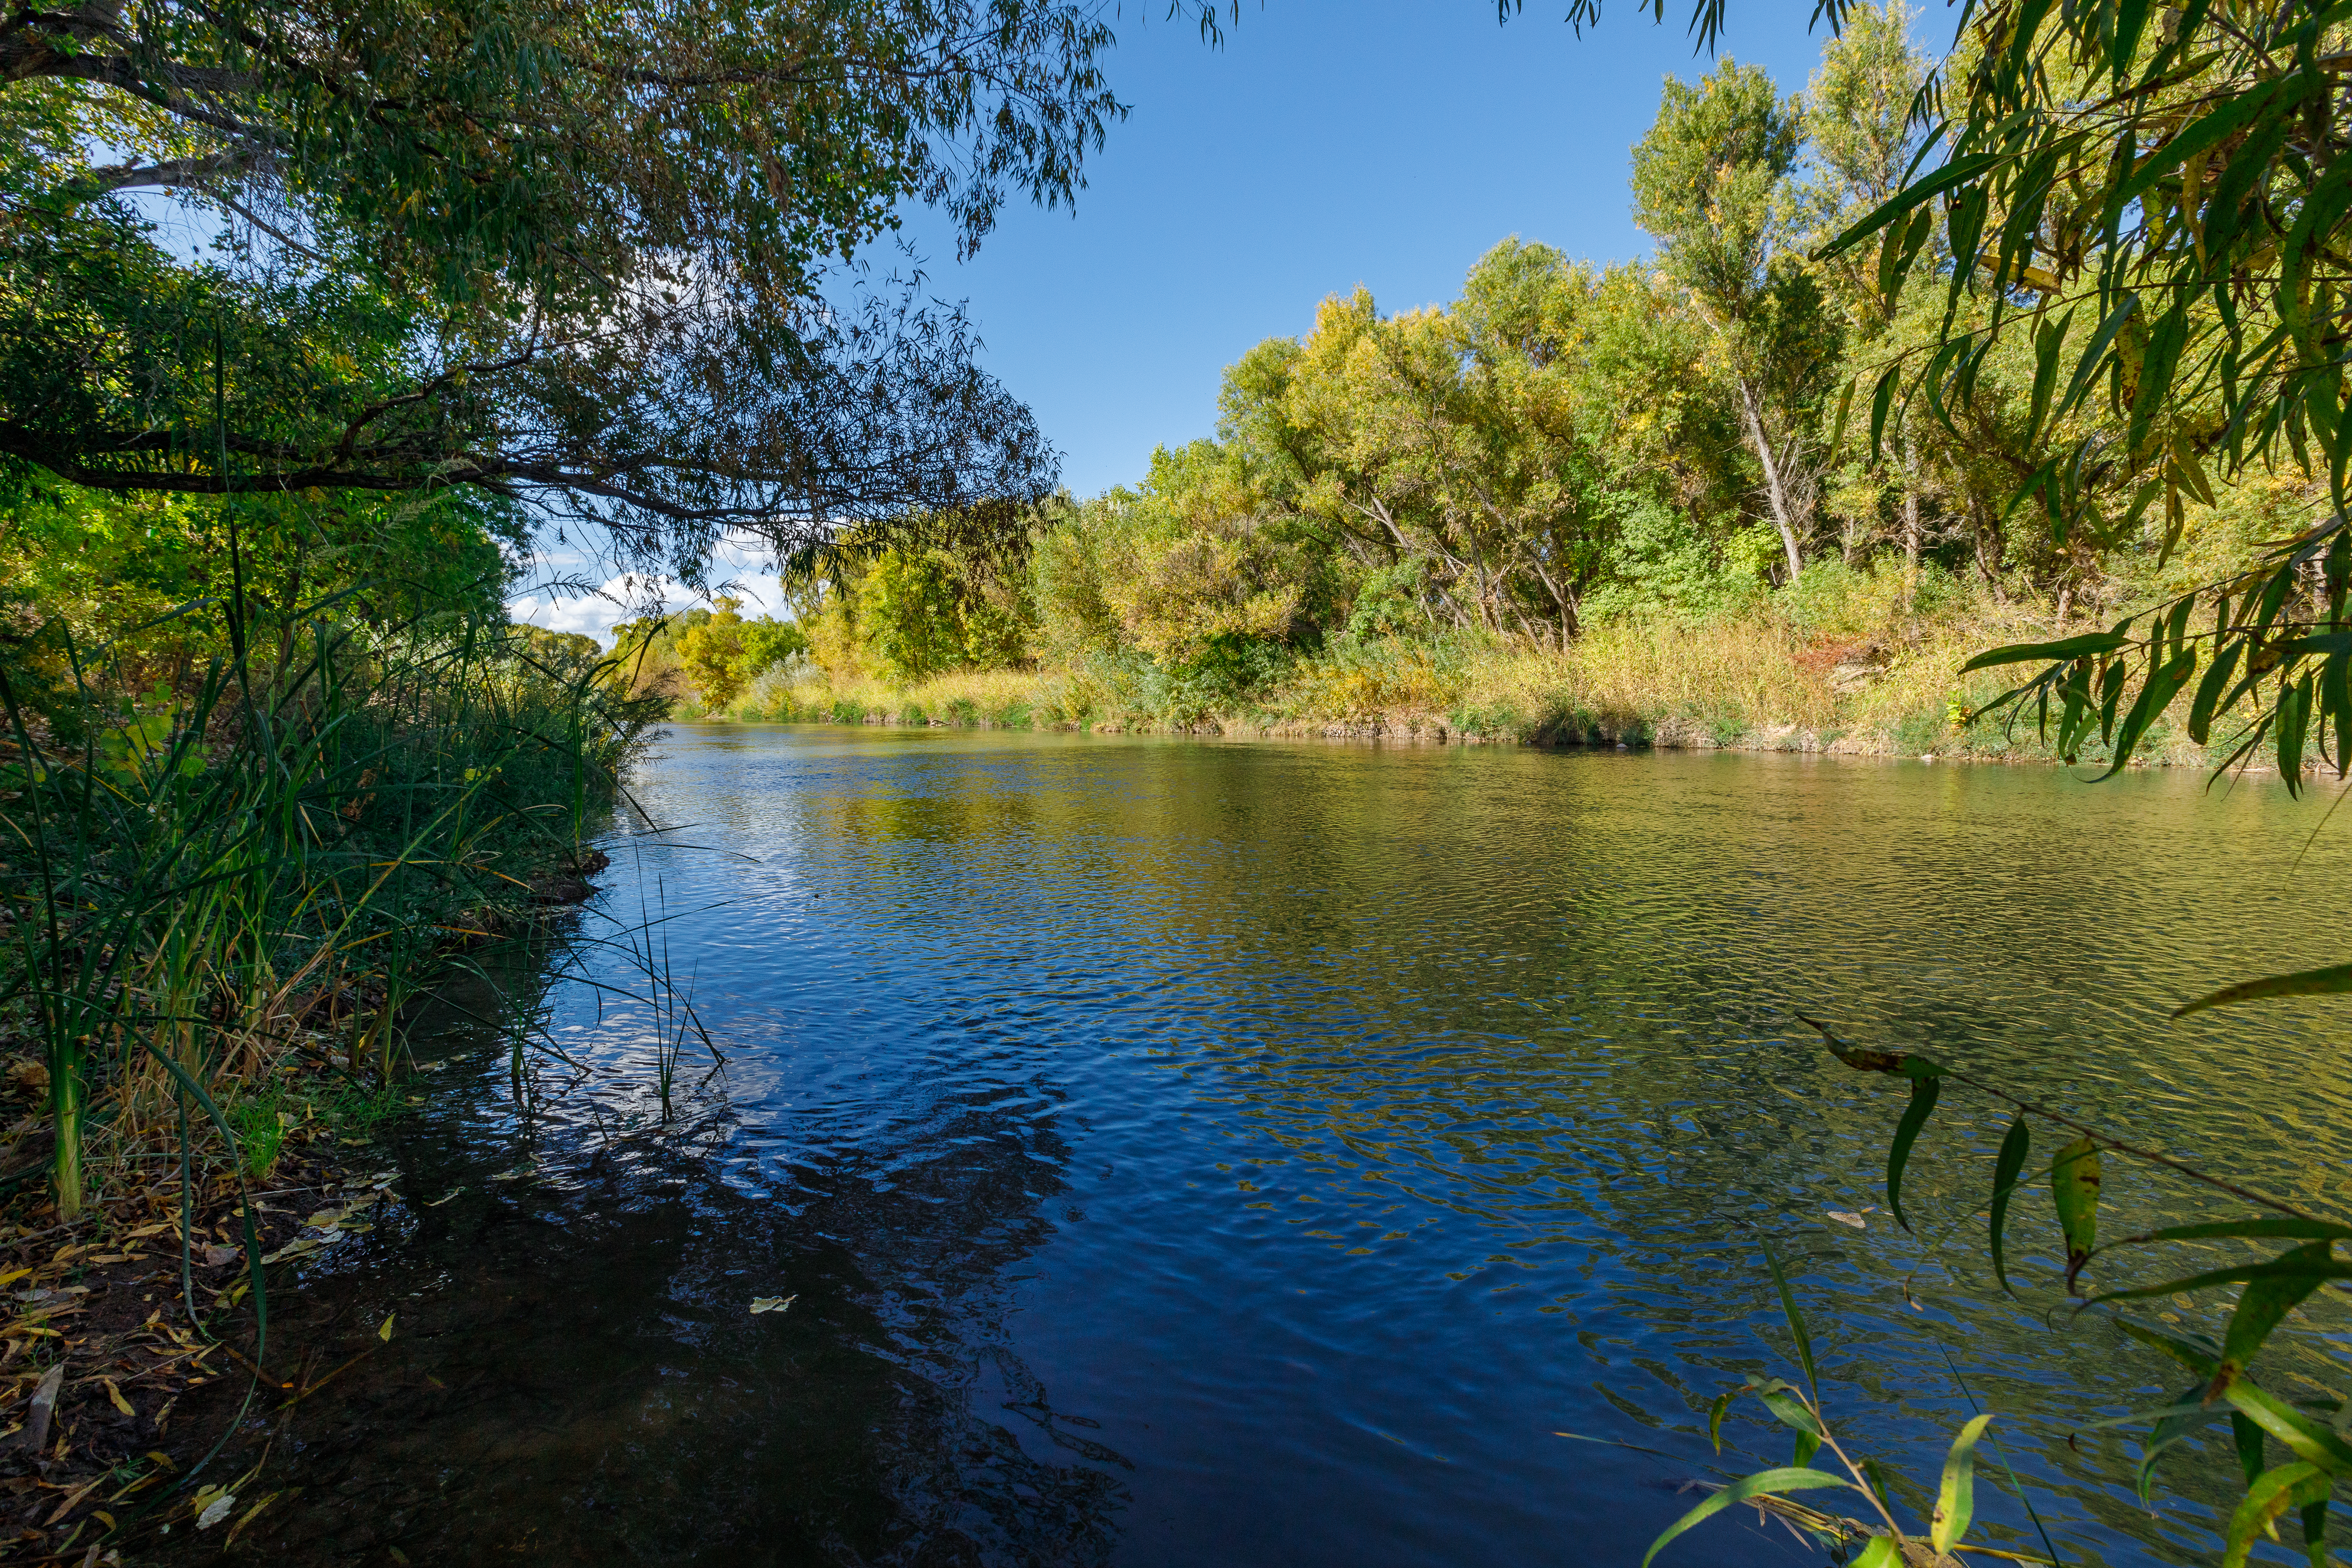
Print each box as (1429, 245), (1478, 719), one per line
(1641, 1469), (1859, 1568)
(2223, 1241), (2334, 1372)
(1989, 1114), (2030, 1294)
(2223, 1463), (2330, 1568)
(2224, 1380), (2352, 1474)
(1960, 631), (2132, 673)
(1761, 1240), (1818, 1401)
(1932, 1413), (1998, 1555)
(2175, 963), (2352, 1018)
(2052, 1136), (2102, 1292)
(2114, 1217), (2352, 1247)
(1887, 1074), (1940, 1232)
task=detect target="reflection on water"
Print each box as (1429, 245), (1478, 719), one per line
(167, 731), (2352, 1566)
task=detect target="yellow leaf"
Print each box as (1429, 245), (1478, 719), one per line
(102, 1377), (132, 1417)
(378, 1314), (394, 1342)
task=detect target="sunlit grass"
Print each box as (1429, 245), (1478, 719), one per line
(705, 566), (2219, 767)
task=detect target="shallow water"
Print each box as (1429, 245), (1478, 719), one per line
(168, 730), (2352, 1566)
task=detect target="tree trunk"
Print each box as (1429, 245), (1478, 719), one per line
(1900, 436), (1922, 610)
(1739, 377), (1804, 581)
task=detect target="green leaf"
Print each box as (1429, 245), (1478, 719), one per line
(2238, 1411), (2271, 1485)
(2175, 963), (2352, 1018)
(1827, 377), (1856, 462)
(1641, 1469), (1859, 1568)
(1761, 1240), (1819, 1401)
(1851, 1535), (1901, 1568)
(1707, 1391), (1731, 1453)
(2224, 1380), (2352, 1474)
(2224, 1463), (2331, 1568)
(2188, 640), (2244, 744)
(2116, 1218), (2352, 1247)
(2111, 0), (2156, 79)
(1932, 1413), (1998, 1555)
(2090, 1256), (2352, 1310)
(2303, 1499), (2330, 1568)
(2114, 77), (2297, 216)
(2281, 676), (2316, 794)
(2097, 650), (2196, 777)
(1747, 1376), (1826, 1441)
(1887, 1073), (1941, 1232)
(1988, 1114), (2031, 1295)
(1819, 151), (2008, 258)
(2223, 1241), (2334, 1373)
(1960, 630), (2132, 673)
(1869, 364), (1901, 462)
(2129, 305), (2191, 456)
(2026, 308), (2073, 444)
(2117, 1314), (2222, 1377)
(2052, 1136), (2103, 1292)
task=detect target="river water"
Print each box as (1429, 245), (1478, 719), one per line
(171, 729), (2352, 1566)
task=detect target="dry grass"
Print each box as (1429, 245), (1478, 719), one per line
(699, 571), (2223, 768)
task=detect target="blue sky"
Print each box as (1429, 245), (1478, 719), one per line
(919, 0), (1840, 498)
(514, 0), (1862, 636)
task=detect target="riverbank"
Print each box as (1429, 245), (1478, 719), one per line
(0, 841), (615, 1561)
(684, 605), (2212, 770)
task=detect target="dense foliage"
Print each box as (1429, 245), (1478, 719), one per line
(0, 0), (1105, 577)
(729, 7), (2314, 759)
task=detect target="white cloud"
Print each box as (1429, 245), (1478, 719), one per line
(505, 532), (794, 647)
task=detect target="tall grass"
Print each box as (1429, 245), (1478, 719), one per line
(671, 563), (2222, 766)
(0, 612), (653, 1222)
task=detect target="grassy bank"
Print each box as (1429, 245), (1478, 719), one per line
(684, 584), (2211, 771)
(0, 613), (651, 1555)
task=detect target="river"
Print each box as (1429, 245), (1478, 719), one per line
(167, 728), (2352, 1566)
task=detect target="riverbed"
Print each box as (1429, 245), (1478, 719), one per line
(167, 729), (2352, 1566)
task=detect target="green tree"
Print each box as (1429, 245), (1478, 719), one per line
(1631, 61), (1821, 580)
(676, 599), (751, 710)
(0, 0), (1114, 576)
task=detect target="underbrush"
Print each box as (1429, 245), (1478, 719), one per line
(682, 561), (2224, 766)
(0, 615), (655, 1220)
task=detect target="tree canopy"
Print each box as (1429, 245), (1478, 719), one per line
(0, 0), (1125, 579)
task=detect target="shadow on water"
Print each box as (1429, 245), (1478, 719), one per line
(158, 955), (1131, 1567)
(146, 729), (2352, 1567)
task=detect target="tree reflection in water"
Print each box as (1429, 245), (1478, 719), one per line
(161, 1017), (1126, 1566)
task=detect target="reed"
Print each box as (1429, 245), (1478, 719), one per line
(0, 610), (655, 1222)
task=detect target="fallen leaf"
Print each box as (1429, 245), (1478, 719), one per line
(259, 1237), (328, 1265)
(1826, 1210), (1868, 1230)
(195, 1490), (236, 1529)
(423, 1189), (463, 1207)
(102, 1377), (132, 1417)
(749, 1295), (796, 1314)
(378, 1315), (394, 1343)
(225, 1489), (285, 1545)
(42, 1473), (103, 1524)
